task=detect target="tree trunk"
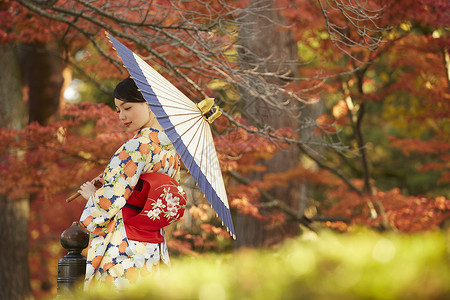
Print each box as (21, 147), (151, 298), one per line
(236, 0), (301, 248)
(19, 41), (64, 125)
(0, 40), (65, 299)
(0, 44), (32, 300)
(298, 99), (324, 220)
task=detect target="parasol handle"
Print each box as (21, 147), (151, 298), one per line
(66, 192), (81, 203)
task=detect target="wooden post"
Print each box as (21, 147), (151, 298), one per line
(56, 221), (89, 298)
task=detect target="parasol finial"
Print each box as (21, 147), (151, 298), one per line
(197, 98), (222, 124)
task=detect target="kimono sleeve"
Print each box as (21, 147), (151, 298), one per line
(79, 135), (153, 236)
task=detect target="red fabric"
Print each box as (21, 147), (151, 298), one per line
(122, 173), (186, 243)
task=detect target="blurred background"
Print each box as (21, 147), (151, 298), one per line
(0, 1), (448, 299)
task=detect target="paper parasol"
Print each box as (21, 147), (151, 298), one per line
(106, 32), (235, 239)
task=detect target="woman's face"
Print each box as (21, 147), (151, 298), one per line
(115, 98), (154, 131)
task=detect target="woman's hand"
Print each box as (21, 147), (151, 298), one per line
(78, 181), (97, 200)
(91, 174), (104, 189)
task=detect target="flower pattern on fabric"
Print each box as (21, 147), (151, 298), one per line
(143, 183), (186, 222)
(79, 128), (180, 290)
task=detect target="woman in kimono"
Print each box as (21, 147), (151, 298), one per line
(78, 77), (186, 290)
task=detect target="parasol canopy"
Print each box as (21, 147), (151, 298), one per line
(106, 32), (235, 239)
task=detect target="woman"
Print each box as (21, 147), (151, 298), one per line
(78, 77), (186, 290)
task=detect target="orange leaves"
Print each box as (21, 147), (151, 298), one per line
(380, 192), (450, 233)
(388, 0), (450, 28)
(434, 196), (450, 211)
(167, 233), (200, 256)
(315, 114), (337, 134)
(214, 117), (294, 177)
(324, 186), (450, 233)
(189, 204), (211, 222)
(262, 163), (341, 190)
(389, 136), (450, 156)
(332, 100), (349, 125)
(0, 5), (18, 43)
(0, 103), (127, 201)
(199, 224), (230, 238)
(389, 136), (450, 183)
(229, 184), (261, 218)
(314, 100), (350, 135)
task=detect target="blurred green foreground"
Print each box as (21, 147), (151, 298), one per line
(77, 230), (450, 300)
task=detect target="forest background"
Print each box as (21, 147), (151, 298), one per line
(0, 1), (449, 299)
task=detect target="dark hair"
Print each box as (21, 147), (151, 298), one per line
(113, 77), (146, 103)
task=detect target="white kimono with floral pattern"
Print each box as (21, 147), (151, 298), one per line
(80, 128), (180, 290)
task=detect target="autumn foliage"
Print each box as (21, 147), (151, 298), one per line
(1, 0), (449, 299)
(1, 100), (448, 297)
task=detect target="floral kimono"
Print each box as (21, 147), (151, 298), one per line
(79, 127), (181, 290)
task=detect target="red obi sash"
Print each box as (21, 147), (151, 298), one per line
(122, 173), (186, 243)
